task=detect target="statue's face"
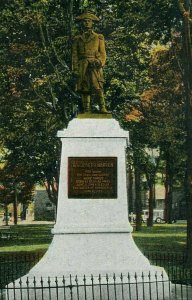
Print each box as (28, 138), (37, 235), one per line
(82, 18), (93, 30)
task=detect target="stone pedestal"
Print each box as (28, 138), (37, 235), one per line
(7, 118), (170, 300)
(30, 118), (152, 275)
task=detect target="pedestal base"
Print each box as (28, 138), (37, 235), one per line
(26, 232), (151, 276)
(7, 232), (170, 300)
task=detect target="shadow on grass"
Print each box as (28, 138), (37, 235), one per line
(0, 224), (54, 250)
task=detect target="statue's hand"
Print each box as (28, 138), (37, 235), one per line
(94, 59), (102, 67)
(89, 59), (102, 68)
(183, 11), (190, 17)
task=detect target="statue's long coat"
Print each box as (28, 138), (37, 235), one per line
(72, 30), (106, 93)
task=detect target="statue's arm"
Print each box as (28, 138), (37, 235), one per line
(178, 0), (192, 22)
(72, 37), (79, 74)
(178, 0), (191, 16)
(98, 34), (107, 67)
(178, 0), (186, 14)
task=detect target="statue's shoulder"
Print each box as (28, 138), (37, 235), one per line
(92, 32), (104, 40)
(97, 33), (105, 40)
(72, 35), (81, 41)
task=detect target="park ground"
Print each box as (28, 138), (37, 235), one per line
(0, 222), (187, 254)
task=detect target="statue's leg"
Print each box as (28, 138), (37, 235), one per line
(82, 94), (91, 113)
(96, 90), (108, 113)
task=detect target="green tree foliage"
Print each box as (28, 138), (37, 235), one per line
(0, 0), (80, 205)
(0, 165), (35, 224)
(141, 43), (186, 225)
(102, 1), (186, 229)
(177, 0), (192, 267)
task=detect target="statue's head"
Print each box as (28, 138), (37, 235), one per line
(76, 11), (99, 30)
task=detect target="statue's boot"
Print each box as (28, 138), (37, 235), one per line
(82, 95), (91, 113)
(98, 95), (108, 113)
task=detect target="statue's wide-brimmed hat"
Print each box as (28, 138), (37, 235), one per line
(76, 12), (99, 21)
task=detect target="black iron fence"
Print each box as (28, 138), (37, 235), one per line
(0, 252), (192, 300)
(0, 272), (192, 300)
(144, 252), (188, 279)
(0, 252), (44, 288)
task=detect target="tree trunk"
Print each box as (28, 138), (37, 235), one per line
(45, 180), (58, 206)
(164, 173), (169, 223)
(5, 204), (9, 226)
(13, 183), (18, 225)
(64, 0), (74, 67)
(164, 154), (174, 223)
(185, 78), (192, 266)
(135, 166), (142, 231)
(167, 186), (173, 223)
(128, 163), (134, 214)
(148, 182), (155, 227)
(178, 2), (192, 267)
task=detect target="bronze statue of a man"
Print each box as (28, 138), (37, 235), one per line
(72, 12), (108, 113)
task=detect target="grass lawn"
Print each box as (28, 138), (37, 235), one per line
(133, 223), (187, 253)
(0, 223), (187, 254)
(0, 224), (53, 253)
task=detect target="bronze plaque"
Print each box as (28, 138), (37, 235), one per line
(68, 157), (117, 199)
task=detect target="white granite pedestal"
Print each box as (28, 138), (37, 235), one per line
(7, 118), (170, 300)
